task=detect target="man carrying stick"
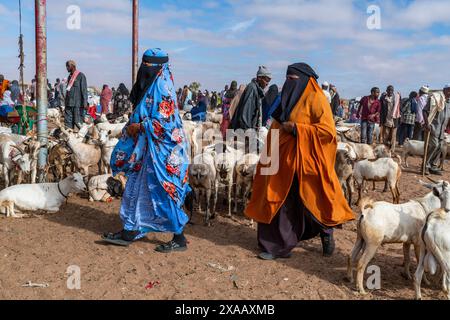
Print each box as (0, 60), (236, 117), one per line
(423, 85), (450, 176)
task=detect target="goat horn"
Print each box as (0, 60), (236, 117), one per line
(11, 145), (26, 155)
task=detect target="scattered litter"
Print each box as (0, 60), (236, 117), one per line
(22, 281), (49, 288)
(283, 278), (289, 281)
(145, 281), (160, 289)
(231, 274), (239, 289)
(207, 262), (235, 272)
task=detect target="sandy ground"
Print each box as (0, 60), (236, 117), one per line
(0, 156), (449, 300)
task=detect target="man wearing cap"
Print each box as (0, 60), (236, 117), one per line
(423, 85), (450, 175)
(64, 60), (88, 130)
(230, 66), (272, 131)
(322, 82), (331, 104)
(413, 86), (429, 141)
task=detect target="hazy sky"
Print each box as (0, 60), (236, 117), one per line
(1, 0), (449, 98)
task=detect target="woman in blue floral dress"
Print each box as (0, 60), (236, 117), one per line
(102, 49), (191, 253)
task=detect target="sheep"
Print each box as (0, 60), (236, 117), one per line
(99, 130), (119, 174)
(0, 173), (87, 218)
(414, 181), (450, 300)
(188, 153), (216, 226)
(402, 139), (424, 168)
(234, 153), (259, 227)
(0, 136), (31, 187)
(347, 180), (449, 295)
(335, 149), (354, 206)
(353, 157), (402, 205)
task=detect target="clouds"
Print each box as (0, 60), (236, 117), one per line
(0, 0), (449, 97)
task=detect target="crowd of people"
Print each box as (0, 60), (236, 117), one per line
(2, 50), (450, 260)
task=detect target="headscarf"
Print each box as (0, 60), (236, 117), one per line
(225, 81), (238, 100)
(274, 63), (319, 123)
(262, 84), (279, 124)
(129, 50), (168, 107)
(10, 81), (20, 103)
(117, 83), (130, 96)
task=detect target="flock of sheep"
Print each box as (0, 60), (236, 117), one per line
(0, 110), (449, 300)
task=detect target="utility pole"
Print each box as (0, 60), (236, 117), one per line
(132, 0), (139, 84)
(18, 0), (26, 101)
(35, 0), (48, 182)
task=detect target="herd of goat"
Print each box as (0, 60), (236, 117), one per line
(0, 110), (449, 299)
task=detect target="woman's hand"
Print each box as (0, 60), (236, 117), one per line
(281, 121), (296, 134)
(126, 123), (143, 138)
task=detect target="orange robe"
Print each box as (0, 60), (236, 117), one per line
(0, 80), (9, 100)
(246, 78), (355, 227)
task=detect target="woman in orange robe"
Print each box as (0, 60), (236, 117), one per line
(245, 63), (355, 260)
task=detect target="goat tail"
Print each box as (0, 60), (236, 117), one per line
(392, 153), (403, 167)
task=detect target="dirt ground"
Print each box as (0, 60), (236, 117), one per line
(0, 156), (449, 300)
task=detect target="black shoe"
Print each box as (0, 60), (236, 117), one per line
(321, 234), (336, 257)
(155, 240), (187, 253)
(101, 230), (138, 247)
(429, 168), (443, 176)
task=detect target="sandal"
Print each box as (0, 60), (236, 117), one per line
(155, 240), (187, 253)
(101, 230), (138, 247)
(258, 252), (292, 261)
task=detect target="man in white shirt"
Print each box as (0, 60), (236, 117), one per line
(322, 81), (331, 104)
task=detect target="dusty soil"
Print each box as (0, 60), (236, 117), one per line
(0, 156), (449, 300)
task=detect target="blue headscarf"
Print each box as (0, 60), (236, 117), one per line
(111, 48), (191, 208)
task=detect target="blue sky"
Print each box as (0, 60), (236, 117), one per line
(1, 0), (449, 97)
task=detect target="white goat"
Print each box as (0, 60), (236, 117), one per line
(234, 153), (259, 221)
(0, 136), (31, 187)
(347, 181), (447, 294)
(88, 174), (113, 202)
(59, 126), (101, 177)
(414, 181), (450, 300)
(99, 130), (118, 174)
(188, 153), (216, 226)
(353, 157), (402, 205)
(204, 143), (243, 218)
(95, 121), (126, 139)
(402, 139), (424, 168)
(0, 173), (87, 218)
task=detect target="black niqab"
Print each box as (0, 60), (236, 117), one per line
(273, 63), (319, 123)
(129, 63), (162, 107)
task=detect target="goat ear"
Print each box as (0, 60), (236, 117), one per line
(433, 187), (441, 198)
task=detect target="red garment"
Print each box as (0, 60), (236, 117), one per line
(358, 96), (381, 123)
(87, 105), (97, 120)
(100, 86), (112, 114)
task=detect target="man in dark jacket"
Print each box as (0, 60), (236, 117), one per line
(330, 85), (340, 116)
(230, 66), (271, 131)
(64, 60), (88, 130)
